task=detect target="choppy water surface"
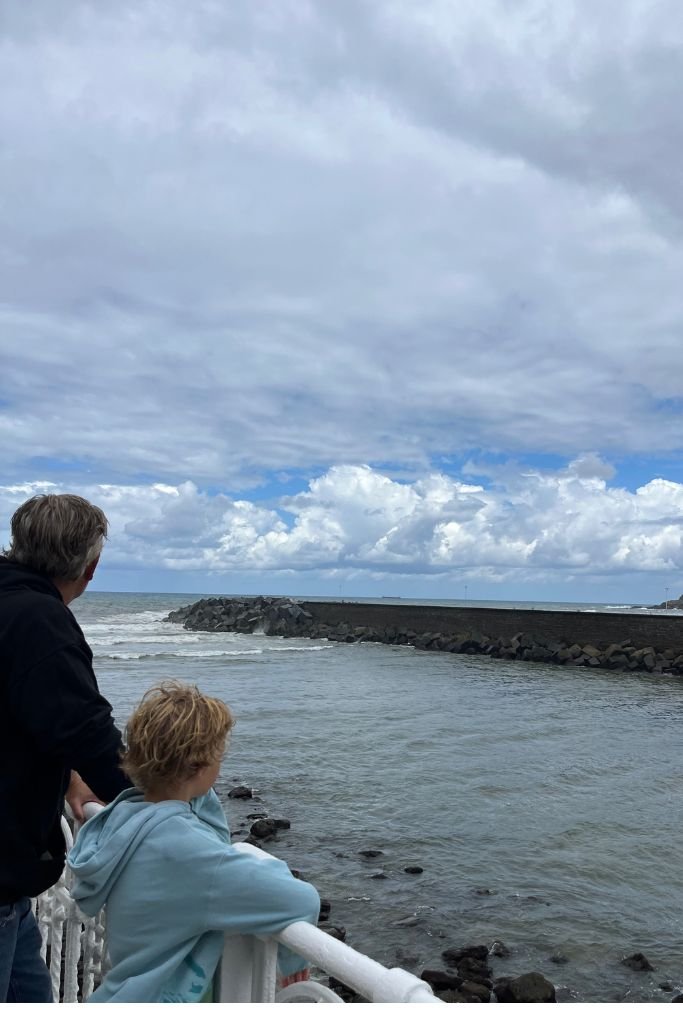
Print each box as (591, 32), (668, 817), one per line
(76, 592), (683, 1002)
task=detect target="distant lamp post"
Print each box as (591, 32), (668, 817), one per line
(665, 587), (670, 610)
(464, 584), (468, 604)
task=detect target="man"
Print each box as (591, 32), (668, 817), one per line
(0, 494), (129, 1002)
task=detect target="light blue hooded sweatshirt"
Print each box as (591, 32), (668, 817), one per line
(67, 788), (320, 1002)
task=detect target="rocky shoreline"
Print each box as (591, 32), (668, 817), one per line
(222, 781), (682, 1003)
(165, 596), (683, 676)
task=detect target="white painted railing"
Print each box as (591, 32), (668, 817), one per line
(40, 802), (439, 1004)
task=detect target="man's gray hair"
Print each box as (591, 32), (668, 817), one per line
(5, 494), (108, 580)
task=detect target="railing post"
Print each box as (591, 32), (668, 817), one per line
(216, 934), (278, 1002)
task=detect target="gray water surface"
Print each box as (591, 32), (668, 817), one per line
(77, 592), (683, 1002)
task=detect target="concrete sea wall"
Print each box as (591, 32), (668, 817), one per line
(301, 601), (683, 654)
(166, 597), (683, 675)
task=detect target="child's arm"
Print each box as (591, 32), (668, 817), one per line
(204, 845), (321, 977)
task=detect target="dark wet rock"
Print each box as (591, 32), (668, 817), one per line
(659, 982), (674, 992)
(460, 979), (491, 1002)
(441, 944), (489, 966)
(318, 899), (331, 923)
(249, 817), (278, 839)
(359, 849), (384, 858)
(474, 887), (496, 896)
(439, 989), (469, 1002)
(319, 924), (346, 942)
(403, 865), (423, 874)
(228, 786), (253, 799)
(289, 868), (306, 880)
(549, 951), (569, 965)
(489, 941), (511, 958)
(393, 948), (419, 968)
(671, 994), (683, 1002)
(370, 872), (388, 879)
(272, 818), (291, 830)
(621, 952), (654, 972)
(494, 972), (556, 1003)
(246, 812), (268, 819)
(242, 835), (262, 849)
(454, 957), (492, 983)
(421, 969), (460, 992)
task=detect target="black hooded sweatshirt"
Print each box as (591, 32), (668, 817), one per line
(0, 558), (129, 903)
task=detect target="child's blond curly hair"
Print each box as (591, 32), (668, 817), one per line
(121, 680), (234, 792)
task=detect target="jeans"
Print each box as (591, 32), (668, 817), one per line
(0, 899), (53, 1002)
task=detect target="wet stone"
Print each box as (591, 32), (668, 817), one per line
(421, 969), (460, 992)
(621, 952), (654, 972)
(228, 786), (253, 799)
(249, 818), (278, 839)
(460, 980), (491, 1002)
(439, 990), (469, 1003)
(549, 952), (569, 965)
(441, 944), (489, 966)
(494, 972), (556, 1003)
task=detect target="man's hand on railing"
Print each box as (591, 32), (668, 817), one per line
(65, 771), (105, 822)
(279, 969), (310, 989)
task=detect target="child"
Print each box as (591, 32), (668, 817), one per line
(67, 681), (320, 1002)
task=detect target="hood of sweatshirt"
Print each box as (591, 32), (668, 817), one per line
(67, 789), (218, 916)
(0, 557), (63, 600)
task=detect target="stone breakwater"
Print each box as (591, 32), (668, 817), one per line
(165, 596), (683, 675)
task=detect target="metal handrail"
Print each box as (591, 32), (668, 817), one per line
(49, 801), (440, 1003)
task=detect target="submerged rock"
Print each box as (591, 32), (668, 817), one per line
(228, 786), (253, 799)
(441, 944), (489, 966)
(549, 951), (569, 965)
(621, 952), (654, 972)
(493, 971), (556, 1003)
(249, 817), (278, 839)
(403, 865), (424, 874)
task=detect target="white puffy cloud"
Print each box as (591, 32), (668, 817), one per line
(2, 463), (681, 586)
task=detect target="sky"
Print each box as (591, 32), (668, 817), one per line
(1, 0), (682, 603)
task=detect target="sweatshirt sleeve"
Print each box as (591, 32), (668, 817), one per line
(8, 643), (129, 802)
(205, 845), (321, 977)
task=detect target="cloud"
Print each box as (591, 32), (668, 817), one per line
(0, 0), (682, 488)
(2, 462), (681, 584)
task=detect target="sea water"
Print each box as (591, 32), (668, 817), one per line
(75, 591), (683, 1002)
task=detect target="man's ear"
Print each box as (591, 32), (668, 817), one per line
(83, 556), (100, 582)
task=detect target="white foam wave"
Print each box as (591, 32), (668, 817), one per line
(275, 645), (330, 652)
(103, 648), (265, 661)
(101, 643), (331, 661)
